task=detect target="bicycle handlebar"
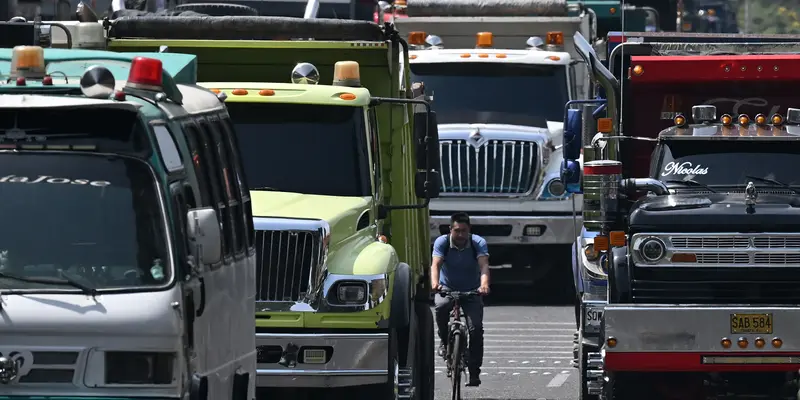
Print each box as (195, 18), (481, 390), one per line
(438, 289), (481, 298)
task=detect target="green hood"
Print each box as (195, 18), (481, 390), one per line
(250, 191), (372, 245)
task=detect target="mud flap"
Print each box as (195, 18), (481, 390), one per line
(232, 370), (249, 400)
(415, 301), (435, 400)
(189, 373), (208, 400)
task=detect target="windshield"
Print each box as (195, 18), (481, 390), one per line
(410, 62), (569, 125)
(656, 140), (800, 187)
(226, 102), (370, 197)
(0, 154), (169, 291)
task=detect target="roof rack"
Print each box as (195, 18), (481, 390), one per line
(405, 0), (567, 17)
(108, 16), (388, 42)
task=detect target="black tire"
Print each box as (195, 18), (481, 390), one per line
(415, 302), (435, 400)
(450, 332), (462, 400)
(173, 3), (258, 16)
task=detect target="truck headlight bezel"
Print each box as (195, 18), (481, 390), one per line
(333, 281), (368, 304)
(640, 238), (666, 262)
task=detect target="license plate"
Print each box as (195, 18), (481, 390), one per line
(730, 313), (773, 334)
(584, 307), (604, 332)
(303, 349), (327, 364)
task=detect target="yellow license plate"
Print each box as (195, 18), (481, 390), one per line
(730, 313), (773, 334)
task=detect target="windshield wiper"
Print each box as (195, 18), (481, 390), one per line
(251, 186), (278, 191)
(0, 271), (97, 296)
(744, 175), (800, 195)
(664, 179), (717, 193)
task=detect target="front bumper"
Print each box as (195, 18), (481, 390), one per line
(429, 214), (581, 245)
(603, 305), (800, 372)
(256, 332), (388, 388)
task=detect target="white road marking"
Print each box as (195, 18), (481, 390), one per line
(530, 370), (538, 374)
(435, 370), (442, 374)
(546, 372), (570, 388)
(498, 371), (507, 375)
(543, 372), (552, 375)
(512, 372), (520, 376)
(522, 361), (530, 364)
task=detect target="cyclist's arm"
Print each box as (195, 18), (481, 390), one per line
(431, 236), (447, 290)
(476, 238), (490, 290)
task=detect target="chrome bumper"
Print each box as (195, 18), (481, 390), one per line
(603, 305), (800, 372)
(256, 333), (388, 388)
(429, 214), (581, 245)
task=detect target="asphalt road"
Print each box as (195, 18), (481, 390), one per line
(433, 303), (578, 400)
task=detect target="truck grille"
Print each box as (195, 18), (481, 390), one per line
(632, 234), (800, 304)
(17, 351), (79, 384)
(255, 230), (320, 302)
(438, 139), (538, 195)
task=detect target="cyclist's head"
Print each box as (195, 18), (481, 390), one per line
(450, 212), (471, 246)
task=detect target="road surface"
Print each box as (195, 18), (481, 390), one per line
(433, 304), (577, 400)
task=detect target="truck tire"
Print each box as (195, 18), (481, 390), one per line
(415, 301), (435, 400)
(173, 3), (258, 16)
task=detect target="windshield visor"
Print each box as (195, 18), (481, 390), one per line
(410, 62), (568, 125)
(226, 102), (370, 197)
(0, 153), (169, 291)
(657, 140), (800, 187)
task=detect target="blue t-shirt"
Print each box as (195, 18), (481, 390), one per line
(432, 234), (489, 291)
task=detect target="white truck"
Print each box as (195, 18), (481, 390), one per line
(397, 0), (590, 289)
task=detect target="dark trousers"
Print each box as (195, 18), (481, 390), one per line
(434, 290), (484, 371)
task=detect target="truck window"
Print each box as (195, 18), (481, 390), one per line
(410, 62), (569, 124)
(226, 103), (371, 197)
(221, 117), (255, 249)
(656, 140), (800, 188)
(210, 118), (245, 256)
(0, 153), (169, 290)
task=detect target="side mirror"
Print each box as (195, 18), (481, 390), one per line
(186, 207), (222, 266)
(563, 108), (582, 161)
(414, 110), (440, 171)
(415, 170), (440, 199)
(561, 159), (581, 193)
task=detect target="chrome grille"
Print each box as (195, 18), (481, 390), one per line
(438, 139), (538, 195)
(754, 237), (800, 248)
(671, 236), (750, 249)
(695, 253), (749, 264)
(255, 230), (320, 302)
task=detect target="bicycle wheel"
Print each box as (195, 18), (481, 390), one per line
(450, 332), (462, 400)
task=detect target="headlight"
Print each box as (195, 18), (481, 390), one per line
(583, 244), (599, 262)
(105, 351), (175, 385)
(640, 238), (666, 262)
(336, 282), (367, 304)
(547, 179), (566, 196)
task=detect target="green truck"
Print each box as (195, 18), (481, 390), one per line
(102, 16), (438, 399)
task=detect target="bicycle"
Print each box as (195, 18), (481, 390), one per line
(439, 288), (481, 400)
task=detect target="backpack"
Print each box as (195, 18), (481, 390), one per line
(441, 234), (479, 260)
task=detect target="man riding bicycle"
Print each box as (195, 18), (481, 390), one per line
(431, 212), (491, 387)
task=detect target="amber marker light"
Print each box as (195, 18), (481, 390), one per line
(772, 338), (783, 348)
(632, 65), (644, 76)
(231, 89), (248, 95)
(259, 89), (275, 96)
(721, 338), (732, 348)
(737, 337), (748, 348)
(755, 337), (766, 348)
(772, 113), (784, 126)
(674, 114), (687, 127)
(739, 114), (750, 125)
(606, 337), (617, 348)
(339, 93), (356, 100)
(755, 113), (767, 126)
(720, 114), (732, 126)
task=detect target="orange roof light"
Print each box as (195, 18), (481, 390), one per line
(332, 61), (361, 87)
(476, 32), (493, 48)
(546, 55), (561, 61)
(339, 93), (357, 100)
(408, 31), (426, 46)
(231, 89), (248, 95)
(259, 89), (275, 96)
(209, 88), (221, 94)
(460, 53), (471, 58)
(546, 31), (564, 46)
(11, 45), (46, 78)
(478, 53), (489, 58)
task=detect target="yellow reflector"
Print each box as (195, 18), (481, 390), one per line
(674, 115), (686, 126)
(410, 54), (418, 60)
(632, 65), (644, 76)
(545, 31), (564, 45)
(755, 113), (767, 125)
(476, 32), (493, 48)
(496, 53), (507, 58)
(594, 236), (609, 251)
(773, 338), (783, 348)
(609, 231), (626, 247)
(339, 93), (357, 100)
(606, 337), (617, 347)
(597, 118), (613, 133)
(737, 338), (748, 348)
(720, 114), (732, 126)
(772, 114), (784, 125)
(11, 45), (45, 77)
(478, 53), (489, 58)
(720, 338), (732, 348)
(739, 114), (750, 125)
(408, 31), (426, 45)
(460, 53), (471, 58)
(755, 338), (766, 348)
(547, 56), (561, 61)
(231, 89), (248, 95)
(609, 7), (616, 14)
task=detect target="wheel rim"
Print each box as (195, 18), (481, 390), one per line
(393, 358), (400, 400)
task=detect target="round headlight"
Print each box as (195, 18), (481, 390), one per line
(583, 244), (599, 262)
(640, 238), (666, 262)
(548, 179), (566, 196)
